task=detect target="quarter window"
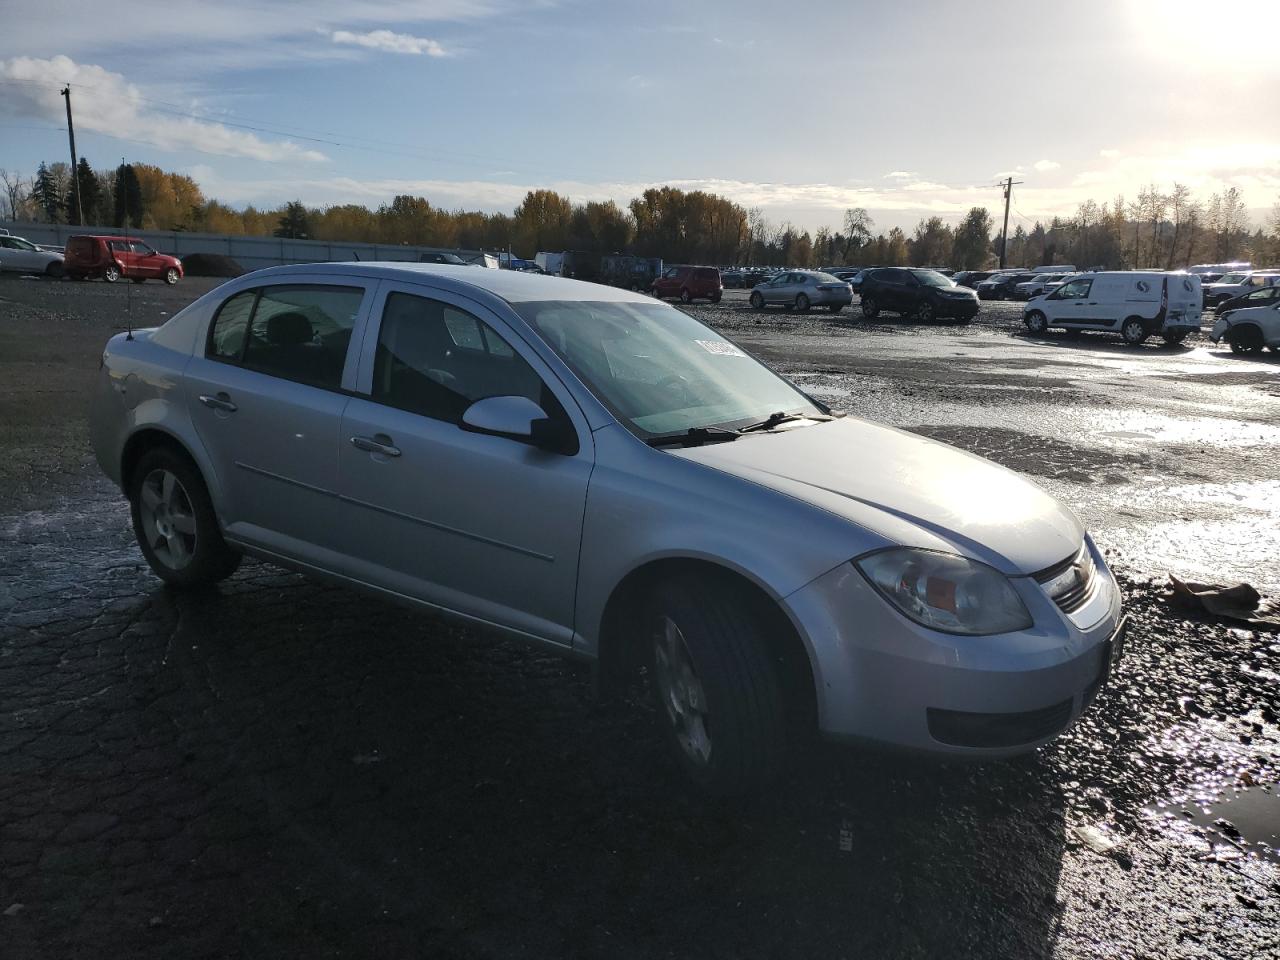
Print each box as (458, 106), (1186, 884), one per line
(208, 291), (256, 361)
(371, 292), (545, 425)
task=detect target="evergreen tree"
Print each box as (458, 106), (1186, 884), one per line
(32, 162), (62, 223)
(65, 158), (101, 226)
(274, 200), (312, 239)
(113, 163), (144, 228)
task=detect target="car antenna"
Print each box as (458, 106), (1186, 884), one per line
(122, 157), (134, 340)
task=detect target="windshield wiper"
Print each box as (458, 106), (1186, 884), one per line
(739, 410), (830, 433)
(645, 426), (742, 447)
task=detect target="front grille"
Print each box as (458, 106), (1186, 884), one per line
(927, 699), (1074, 749)
(1035, 544), (1098, 614)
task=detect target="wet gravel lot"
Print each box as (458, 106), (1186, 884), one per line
(2, 274), (1278, 958)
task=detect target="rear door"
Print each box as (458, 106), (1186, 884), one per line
(109, 239), (134, 276)
(185, 277), (374, 565)
(336, 283), (594, 644)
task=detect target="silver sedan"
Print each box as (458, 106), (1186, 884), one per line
(91, 263), (1123, 794)
(749, 270), (853, 313)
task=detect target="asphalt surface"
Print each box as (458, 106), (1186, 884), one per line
(1, 273), (1278, 959)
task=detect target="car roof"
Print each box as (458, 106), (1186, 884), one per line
(241, 261), (654, 305)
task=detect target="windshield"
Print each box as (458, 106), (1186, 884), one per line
(910, 269), (953, 287)
(12, 237), (38, 251)
(514, 299), (822, 438)
(1219, 273), (1249, 284)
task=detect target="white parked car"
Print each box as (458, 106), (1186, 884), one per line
(1210, 300), (1280, 355)
(0, 233), (64, 277)
(1015, 273), (1071, 300)
(1202, 271), (1280, 308)
(1022, 271), (1202, 345)
(90, 263), (1124, 793)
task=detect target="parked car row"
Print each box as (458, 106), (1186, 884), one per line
(0, 230), (183, 284)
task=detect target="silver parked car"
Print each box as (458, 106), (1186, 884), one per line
(748, 270), (853, 314)
(91, 263), (1125, 793)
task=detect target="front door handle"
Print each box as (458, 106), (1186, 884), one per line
(351, 434), (401, 458)
(198, 392), (237, 413)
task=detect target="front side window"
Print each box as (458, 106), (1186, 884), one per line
(208, 291), (256, 361)
(1057, 278), (1093, 299)
(129, 242), (155, 256)
(516, 299), (823, 438)
(372, 292), (544, 424)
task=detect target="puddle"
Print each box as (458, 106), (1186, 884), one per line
(1147, 786), (1280, 863)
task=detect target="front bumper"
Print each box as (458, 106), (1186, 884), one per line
(784, 540), (1124, 757)
(937, 297), (979, 318)
(1210, 316), (1231, 342)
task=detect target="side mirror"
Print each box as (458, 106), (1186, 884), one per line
(461, 395), (573, 453)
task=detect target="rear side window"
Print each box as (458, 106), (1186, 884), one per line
(372, 292), (544, 425)
(206, 284), (363, 390)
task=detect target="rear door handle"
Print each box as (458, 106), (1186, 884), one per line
(198, 392), (237, 413)
(351, 434), (401, 458)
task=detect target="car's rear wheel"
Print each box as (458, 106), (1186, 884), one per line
(103, 263), (121, 283)
(645, 578), (786, 795)
(828, 304), (842, 314)
(1025, 310), (1048, 334)
(749, 291), (764, 310)
(1121, 317), (1148, 345)
(795, 293), (811, 313)
(710, 291), (722, 304)
(861, 296), (880, 319)
(915, 300), (935, 322)
(680, 288), (692, 304)
(1162, 331), (1187, 346)
(129, 447), (241, 587)
(1228, 325), (1264, 355)
(164, 267), (180, 285)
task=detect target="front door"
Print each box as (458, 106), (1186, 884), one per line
(186, 279), (373, 563)
(337, 284), (594, 645)
(129, 241), (164, 278)
(1047, 277), (1095, 326)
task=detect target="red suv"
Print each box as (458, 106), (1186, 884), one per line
(651, 265), (722, 303)
(64, 235), (184, 285)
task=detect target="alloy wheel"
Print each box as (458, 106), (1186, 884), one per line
(652, 615), (712, 767)
(137, 468), (198, 570)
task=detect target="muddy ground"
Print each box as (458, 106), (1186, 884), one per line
(1, 273), (1278, 959)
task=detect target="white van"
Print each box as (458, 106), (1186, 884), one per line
(1022, 271), (1202, 345)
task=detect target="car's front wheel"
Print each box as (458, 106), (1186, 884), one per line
(915, 300), (935, 323)
(1227, 325), (1264, 355)
(645, 578), (786, 795)
(164, 267), (180, 285)
(129, 447), (241, 587)
(1025, 310), (1048, 334)
(795, 293), (811, 313)
(861, 295), (880, 319)
(680, 288), (692, 304)
(44, 261), (64, 279)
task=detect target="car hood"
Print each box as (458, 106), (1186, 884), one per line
(670, 418), (1083, 575)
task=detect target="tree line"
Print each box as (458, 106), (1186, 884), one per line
(2, 158), (1277, 270)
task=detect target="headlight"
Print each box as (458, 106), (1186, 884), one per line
(855, 548), (1033, 635)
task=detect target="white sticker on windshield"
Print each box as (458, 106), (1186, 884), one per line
(695, 339), (745, 357)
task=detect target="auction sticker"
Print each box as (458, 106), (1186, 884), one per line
(695, 339), (746, 357)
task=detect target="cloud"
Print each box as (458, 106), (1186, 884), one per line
(1033, 159), (1060, 172)
(902, 180), (949, 192)
(1099, 148), (1121, 158)
(884, 171), (916, 179)
(329, 29), (447, 56)
(0, 55), (328, 162)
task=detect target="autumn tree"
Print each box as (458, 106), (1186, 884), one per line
(513, 189), (573, 255)
(951, 207), (994, 269)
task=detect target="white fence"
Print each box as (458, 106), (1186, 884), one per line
(0, 220), (500, 273)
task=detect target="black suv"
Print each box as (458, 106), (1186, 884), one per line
(976, 272), (1036, 300)
(951, 270), (997, 289)
(859, 267), (980, 322)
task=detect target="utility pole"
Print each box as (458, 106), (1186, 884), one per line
(998, 175), (1023, 269)
(61, 86), (84, 226)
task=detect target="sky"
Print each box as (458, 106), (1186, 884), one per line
(1, 0), (1277, 236)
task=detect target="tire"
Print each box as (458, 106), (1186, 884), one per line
(749, 291), (764, 310)
(828, 304), (842, 314)
(795, 293), (811, 313)
(861, 296), (880, 319)
(680, 288), (692, 304)
(710, 292), (722, 304)
(1025, 310), (1048, 335)
(164, 267), (180, 285)
(1227, 325), (1264, 355)
(915, 300), (935, 323)
(45, 260), (64, 279)
(1162, 331), (1187, 346)
(128, 447), (241, 588)
(1121, 317), (1148, 345)
(644, 577), (787, 795)
(103, 263), (122, 283)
